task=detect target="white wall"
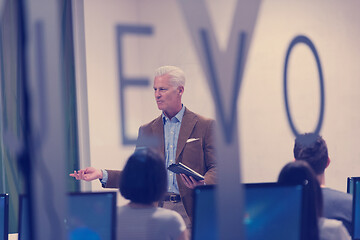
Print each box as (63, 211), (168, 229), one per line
(241, 1), (360, 188)
(80, 0), (360, 204)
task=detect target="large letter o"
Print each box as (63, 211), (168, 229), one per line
(283, 35), (325, 137)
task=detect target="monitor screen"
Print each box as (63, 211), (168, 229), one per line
(347, 177), (360, 239)
(0, 194), (9, 240)
(18, 192), (116, 240)
(192, 183), (305, 240)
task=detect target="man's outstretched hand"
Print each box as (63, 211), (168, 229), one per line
(69, 167), (103, 181)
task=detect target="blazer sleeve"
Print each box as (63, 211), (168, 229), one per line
(103, 169), (122, 188)
(203, 119), (217, 184)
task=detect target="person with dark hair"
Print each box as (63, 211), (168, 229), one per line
(119, 149), (167, 204)
(116, 149), (188, 240)
(294, 133), (353, 234)
(70, 66), (216, 227)
(278, 161), (350, 240)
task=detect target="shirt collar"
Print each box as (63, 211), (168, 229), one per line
(162, 105), (185, 123)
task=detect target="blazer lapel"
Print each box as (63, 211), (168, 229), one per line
(151, 115), (165, 159)
(176, 108), (197, 161)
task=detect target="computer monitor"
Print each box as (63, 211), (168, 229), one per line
(18, 192), (117, 240)
(192, 183), (307, 240)
(0, 194), (9, 240)
(347, 177), (360, 239)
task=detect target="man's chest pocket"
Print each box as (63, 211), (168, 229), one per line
(181, 138), (204, 170)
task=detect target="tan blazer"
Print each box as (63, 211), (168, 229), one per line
(105, 108), (217, 219)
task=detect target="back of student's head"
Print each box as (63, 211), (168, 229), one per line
(119, 148), (167, 204)
(278, 161), (322, 240)
(293, 133), (328, 175)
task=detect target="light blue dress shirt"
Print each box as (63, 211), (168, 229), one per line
(162, 105), (185, 194)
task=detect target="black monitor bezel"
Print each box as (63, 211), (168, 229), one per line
(191, 182), (308, 240)
(347, 177), (360, 239)
(0, 194), (9, 240)
(18, 191), (117, 240)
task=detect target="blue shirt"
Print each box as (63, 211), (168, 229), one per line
(163, 106), (185, 194)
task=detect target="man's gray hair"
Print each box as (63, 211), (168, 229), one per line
(154, 66), (185, 88)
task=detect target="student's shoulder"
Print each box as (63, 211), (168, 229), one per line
(153, 208), (187, 237)
(153, 208), (183, 222)
(322, 187), (352, 201)
(319, 217), (351, 240)
(154, 207), (181, 217)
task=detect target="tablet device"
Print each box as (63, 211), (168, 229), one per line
(167, 162), (204, 181)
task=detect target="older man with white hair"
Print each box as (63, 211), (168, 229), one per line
(71, 66), (217, 228)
